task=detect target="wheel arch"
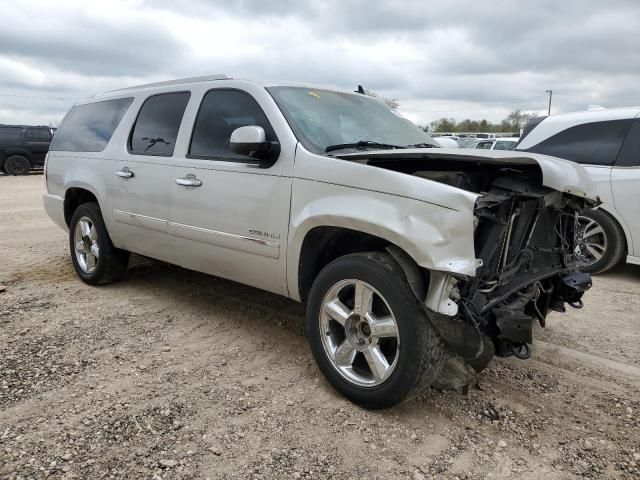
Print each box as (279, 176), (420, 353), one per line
(1, 148), (33, 162)
(593, 204), (631, 256)
(294, 225), (431, 303)
(63, 186), (102, 227)
(287, 195), (479, 302)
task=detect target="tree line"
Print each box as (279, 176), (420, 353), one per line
(365, 90), (538, 134)
(425, 110), (538, 133)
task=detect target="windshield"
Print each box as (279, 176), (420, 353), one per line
(267, 86), (437, 154)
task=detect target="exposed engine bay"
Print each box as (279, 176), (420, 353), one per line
(345, 154), (596, 367)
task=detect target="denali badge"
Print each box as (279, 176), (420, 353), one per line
(249, 229), (280, 240)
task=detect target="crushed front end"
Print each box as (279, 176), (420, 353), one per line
(427, 175), (595, 369)
(336, 148), (598, 369)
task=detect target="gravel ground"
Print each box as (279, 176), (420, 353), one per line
(1, 174), (639, 479)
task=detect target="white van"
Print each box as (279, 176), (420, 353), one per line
(517, 107), (640, 273)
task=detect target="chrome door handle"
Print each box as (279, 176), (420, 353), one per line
(175, 174), (202, 187)
(115, 167), (134, 178)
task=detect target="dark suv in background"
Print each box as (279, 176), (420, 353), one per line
(0, 125), (54, 175)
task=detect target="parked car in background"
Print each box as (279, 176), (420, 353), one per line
(433, 136), (459, 148)
(517, 107), (640, 273)
(468, 137), (519, 151)
(43, 75), (596, 408)
(0, 125), (54, 175)
(455, 137), (479, 148)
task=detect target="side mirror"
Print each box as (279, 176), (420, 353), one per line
(230, 126), (279, 164)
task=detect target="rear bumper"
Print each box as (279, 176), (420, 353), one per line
(43, 193), (68, 232)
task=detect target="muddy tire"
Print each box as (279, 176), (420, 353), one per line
(306, 252), (446, 409)
(69, 202), (129, 285)
(577, 209), (626, 274)
(4, 155), (31, 176)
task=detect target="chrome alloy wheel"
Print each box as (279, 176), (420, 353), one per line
(74, 216), (100, 273)
(575, 215), (607, 266)
(319, 279), (400, 387)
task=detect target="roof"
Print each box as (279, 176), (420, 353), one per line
(93, 76), (367, 100)
(98, 74), (232, 96)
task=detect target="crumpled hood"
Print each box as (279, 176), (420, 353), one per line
(337, 148), (600, 203)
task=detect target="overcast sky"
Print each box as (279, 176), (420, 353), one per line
(1, 0), (639, 127)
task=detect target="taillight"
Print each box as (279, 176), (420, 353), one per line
(44, 152), (49, 190)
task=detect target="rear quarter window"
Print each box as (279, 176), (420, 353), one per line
(50, 98), (133, 152)
(0, 127), (22, 141)
(615, 119), (640, 167)
(25, 128), (52, 141)
(526, 119), (632, 166)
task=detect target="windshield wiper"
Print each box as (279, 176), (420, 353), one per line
(325, 140), (404, 153)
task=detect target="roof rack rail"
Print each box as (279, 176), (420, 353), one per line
(101, 74), (232, 95)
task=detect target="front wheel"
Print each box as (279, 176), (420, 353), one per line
(69, 202), (129, 285)
(306, 252), (445, 409)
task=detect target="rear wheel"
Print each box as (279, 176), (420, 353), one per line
(4, 155), (31, 175)
(306, 252), (445, 409)
(69, 202), (129, 285)
(576, 209), (626, 274)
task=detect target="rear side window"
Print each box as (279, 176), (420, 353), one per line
(129, 92), (190, 156)
(25, 128), (51, 141)
(526, 119), (632, 165)
(50, 98), (133, 152)
(476, 141), (493, 149)
(0, 127), (22, 141)
(189, 89), (277, 161)
(615, 119), (640, 167)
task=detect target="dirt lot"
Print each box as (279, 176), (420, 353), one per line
(0, 174), (639, 480)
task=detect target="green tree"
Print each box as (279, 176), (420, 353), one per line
(365, 89), (400, 110)
(429, 117), (457, 132)
(506, 110), (537, 131)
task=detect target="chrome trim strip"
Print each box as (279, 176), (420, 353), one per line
(168, 221), (280, 259)
(113, 209), (167, 233)
(168, 221), (279, 247)
(112, 211), (280, 258)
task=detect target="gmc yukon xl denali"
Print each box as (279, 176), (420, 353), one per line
(43, 75), (598, 408)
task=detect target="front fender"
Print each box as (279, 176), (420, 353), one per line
(287, 179), (480, 301)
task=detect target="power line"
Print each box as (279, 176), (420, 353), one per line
(553, 92), (639, 102)
(403, 94), (547, 114)
(0, 93), (86, 100)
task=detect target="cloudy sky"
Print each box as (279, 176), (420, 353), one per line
(1, 0), (639, 127)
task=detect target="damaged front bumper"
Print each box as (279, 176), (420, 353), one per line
(424, 186), (596, 365)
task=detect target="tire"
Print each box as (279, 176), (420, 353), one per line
(69, 202), (129, 285)
(306, 252), (446, 409)
(4, 155), (31, 175)
(576, 209), (626, 274)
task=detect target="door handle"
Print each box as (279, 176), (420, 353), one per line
(175, 174), (202, 187)
(115, 167), (134, 178)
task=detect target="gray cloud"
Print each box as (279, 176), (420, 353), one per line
(1, 0), (639, 126)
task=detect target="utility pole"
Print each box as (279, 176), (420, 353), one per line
(546, 89), (553, 115)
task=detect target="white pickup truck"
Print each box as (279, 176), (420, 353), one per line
(43, 75), (597, 408)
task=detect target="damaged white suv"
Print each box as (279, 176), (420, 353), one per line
(44, 75), (598, 408)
